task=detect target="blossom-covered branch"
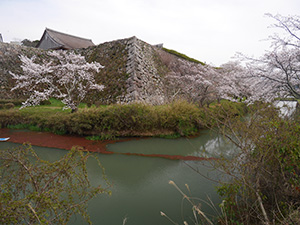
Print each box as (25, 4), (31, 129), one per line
(11, 51), (104, 112)
(236, 14), (300, 102)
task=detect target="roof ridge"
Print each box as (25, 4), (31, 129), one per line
(45, 28), (93, 42)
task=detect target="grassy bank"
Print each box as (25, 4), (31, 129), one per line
(0, 99), (246, 138)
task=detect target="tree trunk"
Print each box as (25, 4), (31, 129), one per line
(71, 107), (78, 113)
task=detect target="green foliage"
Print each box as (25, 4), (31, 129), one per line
(4, 102), (15, 109)
(0, 99), (24, 106)
(40, 99), (52, 105)
(202, 100), (248, 128)
(157, 133), (181, 139)
(48, 98), (65, 107)
(0, 100), (246, 138)
(213, 103), (300, 224)
(0, 144), (110, 224)
(86, 133), (117, 141)
(7, 123), (43, 132)
(7, 124), (30, 130)
(77, 41), (128, 105)
(21, 39), (39, 47)
(164, 100), (202, 136)
(162, 47), (206, 65)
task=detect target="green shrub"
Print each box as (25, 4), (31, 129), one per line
(40, 100), (51, 105)
(0, 99), (24, 106)
(7, 124), (29, 130)
(157, 133), (181, 139)
(0, 100), (247, 138)
(161, 100), (203, 136)
(7, 123), (43, 132)
(0, 144), (110, 224)
(4, 103), (15, 109)
(86, 133), (117, 141)
(95, 101), (102, 107)
(213, 103), (300, 224)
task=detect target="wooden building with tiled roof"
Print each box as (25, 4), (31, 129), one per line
(37, 28), (95, 50)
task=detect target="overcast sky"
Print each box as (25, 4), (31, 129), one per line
(1, 0), (299, 66)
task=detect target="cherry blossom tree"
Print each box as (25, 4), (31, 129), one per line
(161, 51), (221, 106)
(11, 51), (104, 112)
(243, 49), (300, 102)
(267, 13), (300, 49)
(166, 72), (214, 106)
(159, 46), (257, 106)
(164, 59), (251, 106)
(217, 61), (255, 102)
(239, 14), (300, 102)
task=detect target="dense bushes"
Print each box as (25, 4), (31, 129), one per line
(211, 103), (300, 224)
(0, 144), (110, 224)
(0, 100), (246, 137)
(0, 99), (24, 106)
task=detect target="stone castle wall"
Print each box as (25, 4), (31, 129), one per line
(0, 37), (211, 105)
(124, 37), (165, 104)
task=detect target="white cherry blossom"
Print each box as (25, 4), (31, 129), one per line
(11, 50), (104, 112)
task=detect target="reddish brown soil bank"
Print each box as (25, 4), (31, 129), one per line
(0, 128), (117, 154)
(0, 129), (217, 161)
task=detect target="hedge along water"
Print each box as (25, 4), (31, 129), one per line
(0, 100), (247, 137)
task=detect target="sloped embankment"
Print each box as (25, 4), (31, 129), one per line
(0, 36), (215, 105)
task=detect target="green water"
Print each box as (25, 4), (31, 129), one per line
(107, 130), (235, 158)
(1, 131), (233, 225)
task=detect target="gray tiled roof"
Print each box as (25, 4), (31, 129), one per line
(37, 28), (95, 50)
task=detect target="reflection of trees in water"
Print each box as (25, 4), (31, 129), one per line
(194, 135), (237, 158)
(274, 101), (297, 117)
(192, 101), (298, 159)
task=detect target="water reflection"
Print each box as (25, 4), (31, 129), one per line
(0, 131), (230, 225)
(86, 156), (221, 225)
(195, 135), (237, 158)
(275, 100), (298, 117)
(107, 130), (236, 159)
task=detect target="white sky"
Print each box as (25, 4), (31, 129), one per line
(1, 0), (299, 66)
